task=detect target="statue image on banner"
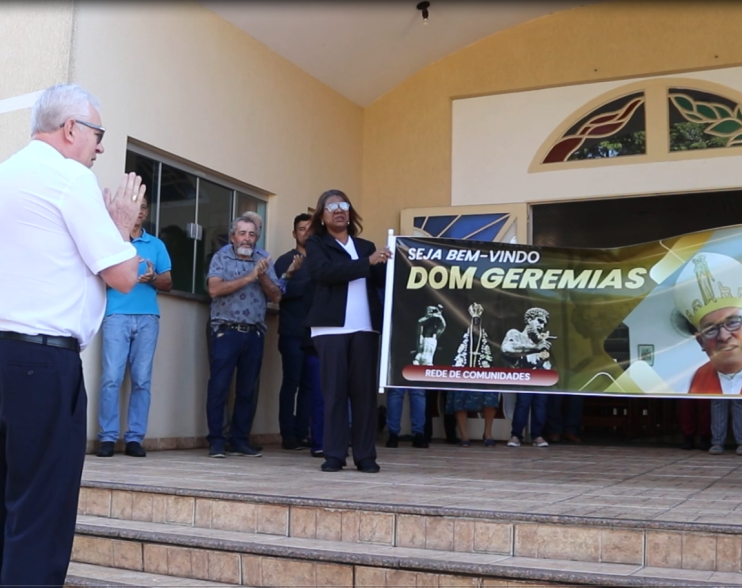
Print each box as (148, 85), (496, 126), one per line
(412, 305), (447, 366)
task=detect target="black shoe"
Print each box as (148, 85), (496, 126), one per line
(681, 435), (695, 450)
(412, 433), (429, 448)
(445, 436), (461, 445)
(209, 442), (226, 458)
(356, 458), (380, 473)
(124, 441), (146, 457)
(227, 444), (262, 457)
(386, 433), (399, 448)
(97, 441), (115, 458)
(310, 449), (325, 458)
(698, 436), (712, 451)
(282, 437), (300, 450)
(321, 457), (345, 472)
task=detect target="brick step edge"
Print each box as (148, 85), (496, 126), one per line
(75, 519), (732, 587)
(80, 480), (742, 536)
(66, 562), (239, 588)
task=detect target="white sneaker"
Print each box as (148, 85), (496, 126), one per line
(532, 437), (549, 447)
(507, 436), (521, 447)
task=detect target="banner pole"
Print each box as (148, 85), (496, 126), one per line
(378, 228), (396, 394)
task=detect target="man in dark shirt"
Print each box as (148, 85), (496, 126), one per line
(275, 213), (313, 450)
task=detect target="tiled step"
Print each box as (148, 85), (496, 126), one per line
(78, 484), (742, 575)
(66, 562), (240, 587)
(73, 515), (742, 587)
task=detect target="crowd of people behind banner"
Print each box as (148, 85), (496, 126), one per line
(0, 83), (740, 587)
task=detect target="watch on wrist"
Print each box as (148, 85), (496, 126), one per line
(281, 272), (291, 280)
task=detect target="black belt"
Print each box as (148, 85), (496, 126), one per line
(0, 331), (80, 353)
(214, 322), (259, 333)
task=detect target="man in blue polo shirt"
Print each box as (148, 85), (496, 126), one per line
(97, 196), (172, 458)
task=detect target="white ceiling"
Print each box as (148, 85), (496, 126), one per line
(203, 1), (598, 107)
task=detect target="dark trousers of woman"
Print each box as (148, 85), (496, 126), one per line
(313, 331), (379, 464)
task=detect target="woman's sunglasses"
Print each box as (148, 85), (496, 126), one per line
(325, 202), (350, 213)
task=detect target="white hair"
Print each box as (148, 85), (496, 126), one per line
(240, 211), (263, 239)
(31, 84), (101, 135)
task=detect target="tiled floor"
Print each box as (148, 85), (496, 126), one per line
(81, 440), (742, 528)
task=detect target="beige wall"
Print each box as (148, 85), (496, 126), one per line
(0, 2), (74, 160)
(361, 1), (742, 246)
(68, 3), (364, 443)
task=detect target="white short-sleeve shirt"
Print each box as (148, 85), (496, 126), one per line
(0, 140), (136, 349)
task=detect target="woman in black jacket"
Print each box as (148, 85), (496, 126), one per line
(305, 189), (391, 473)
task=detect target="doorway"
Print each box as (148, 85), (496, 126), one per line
(531, 189), (742, 441)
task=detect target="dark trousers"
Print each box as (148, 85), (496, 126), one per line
(0, 339), (87, 587)
(680, 398), (711, 437)
(278, 335), (312, 442)
(425, 390), (458, 442)
(206, 328), (264, 445)
(546, 394), (584, 436)
(313, 332), (379, 464)
(305, 353), (324, 452)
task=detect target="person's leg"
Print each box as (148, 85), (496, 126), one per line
(205, 329), (242, 446)
(455, 410), (469, 443)
(125, 315), (159, 445)
(229, 330), (265, 446)
(545, 394), (563, 438)
(563, 394), (584, 439)
(347, 332), (379, 465)
(98, 314), (132, 443)
(277, 335), (303, 445)
(679, 399), (697, 449)
(530, 394), (549, 443)
(0, 341), (87, 587)
(698, 399), (712, 441)
(305, 353), (324, 454)
(385, 389), (404, 436)
(710, 399), (728, 450)
(424, 390), (436, 442)
(409, 389), (426, 435)
(510, 393), (532, 441)
(731, 399), (742, 447)
(294, 347), (312, 443)
(313, 335), (351, 464)
(482, 406), (496, 441)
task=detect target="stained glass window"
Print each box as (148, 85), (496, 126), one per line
(543, 93), (646, 163)
(668, 88), (742, 151)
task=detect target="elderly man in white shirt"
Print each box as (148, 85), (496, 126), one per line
(0, 84), (142, 587)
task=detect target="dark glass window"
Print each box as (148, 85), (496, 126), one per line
(125, 149), (266, 296)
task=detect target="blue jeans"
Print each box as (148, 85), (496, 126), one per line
(278, 335), (312, 442)
(206, 327), (264, 446)
(511, 393), (547, 440)
(305, 353), (324, 452)
(386, 389), (426, 435)
(98, 314), (160, 444)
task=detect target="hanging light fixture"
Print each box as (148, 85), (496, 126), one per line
(417, 1), (430, 26)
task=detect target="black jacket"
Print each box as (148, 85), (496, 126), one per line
(305, 233), (386, 331)
(275, 248), (311, 337)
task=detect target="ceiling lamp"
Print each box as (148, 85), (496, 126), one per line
(417, 1), (430, 25)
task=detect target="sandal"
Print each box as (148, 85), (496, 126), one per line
(459, 440), (471, 447)
(483, 439), (496, 447)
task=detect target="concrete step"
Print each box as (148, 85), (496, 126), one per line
(66, 562), (240, 587)
(74, 515), (742, 587)
(78, 483), (742, 577)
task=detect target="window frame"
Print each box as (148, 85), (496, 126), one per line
(126, 143), (269, 296)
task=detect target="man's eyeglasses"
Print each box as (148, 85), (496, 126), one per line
(325, 201), (350, 213)
(60, 119), (106, 144)
(698, 315), (742, 340)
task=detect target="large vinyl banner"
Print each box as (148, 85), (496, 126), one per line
(379, 226), (742, 398)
